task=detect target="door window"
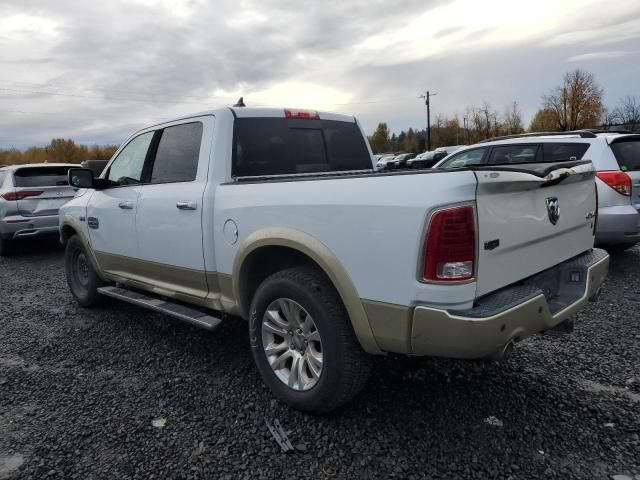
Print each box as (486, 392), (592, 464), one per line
(438, 148), (487, 168)
(487, 145), (538, 165)
(107, 131), (154, 186)
(150, 122), (203, 184)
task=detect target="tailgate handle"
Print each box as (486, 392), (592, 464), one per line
(118, 201), (134, 210)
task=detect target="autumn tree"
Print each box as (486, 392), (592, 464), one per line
(529, 108), (557, 132)
(369, 122), (392, 153)
(542, 70), (604, 131)
(610, 95), (640, 132)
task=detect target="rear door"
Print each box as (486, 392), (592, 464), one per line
(12, 166), (75, 216)
(609, 136), (640, 209)
(134, 118), (212, 298)
(473, 161), (597, 296)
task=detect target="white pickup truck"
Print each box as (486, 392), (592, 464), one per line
(60, 107), (609, 412)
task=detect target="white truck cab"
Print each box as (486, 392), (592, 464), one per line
(60, 107), (609, 412)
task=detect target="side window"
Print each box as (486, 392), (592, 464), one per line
(439, 148), (487, 168)
(543, 143), (590, 162)
(107, 132), (154, 185)
(488, 145), (538, 165)
(150, 122), (203, 184)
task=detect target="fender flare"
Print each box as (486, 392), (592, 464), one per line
(232, 227), (382, 354)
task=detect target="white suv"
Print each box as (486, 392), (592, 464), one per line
(435, 131), (640, 252)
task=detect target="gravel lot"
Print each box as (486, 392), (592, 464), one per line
(1, 240), (639, 480)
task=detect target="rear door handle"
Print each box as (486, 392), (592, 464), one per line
(118, 201), (134, 210)
(176, 201), (197, 211)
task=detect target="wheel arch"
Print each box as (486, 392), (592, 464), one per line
(232, 228), (382, 354)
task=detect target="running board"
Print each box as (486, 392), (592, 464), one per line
(97, 286), (222, 330)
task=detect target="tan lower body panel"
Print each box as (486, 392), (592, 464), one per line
(93, 251), (236, 312)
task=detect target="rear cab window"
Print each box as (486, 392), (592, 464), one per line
(232, 118), (371, 177)
(610, 138), (640, 171)
(13, 166), (72, 187)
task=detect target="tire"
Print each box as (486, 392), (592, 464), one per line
(249, 266), (372, 413)
(605, 243), (637, 255)
(0, 238), (14, 257)
(65, 235), (105, 307)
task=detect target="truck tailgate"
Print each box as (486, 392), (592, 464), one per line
(473, 161), (597, 297)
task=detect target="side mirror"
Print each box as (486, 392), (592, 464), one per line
(68, 168), (95, 189)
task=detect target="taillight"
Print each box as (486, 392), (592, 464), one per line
(284, 108), (320, 120)
(423, 205), (476, 282)
(1, 190), (44, 201)
(593, 183), (598, 235)
(596, 171), (631, 196)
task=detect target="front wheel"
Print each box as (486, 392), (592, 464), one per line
(249, 267), (372, 413)
(65, 235), (105, 307)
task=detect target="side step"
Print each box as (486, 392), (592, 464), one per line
(97, 286), (222, 330)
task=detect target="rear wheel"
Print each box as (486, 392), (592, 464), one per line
(0, 238), (14, 257)
(65, 235), (105, 307)
(249, 266), (371, 413)
(605, 243), (637, 255)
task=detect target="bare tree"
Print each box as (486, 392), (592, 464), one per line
(610, 95), (640, 132)
(542, 70), (604, 130)
(502, 101), (524, 135)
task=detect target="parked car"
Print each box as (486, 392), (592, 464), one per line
(407, 151), (436, 168)
(0, 163), (77, 256)
(432, 145), (466, 164)
(60, 107), (608, 413)
(375, 154), (399, 169)
(81, 159), (109, 177)
(434, 131), (640, 251)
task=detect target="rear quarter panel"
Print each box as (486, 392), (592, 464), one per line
(213, 171), (479, 309)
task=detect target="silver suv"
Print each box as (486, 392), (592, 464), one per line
(434, 131), (640, 252)
(0, 163), (77, 256)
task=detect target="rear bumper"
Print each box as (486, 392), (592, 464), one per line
(410, 248), (609, 359)
(0, 214), (60, 240)
(595, 204), (640, 246)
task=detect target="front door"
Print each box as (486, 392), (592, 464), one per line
(87, 131), (154, 274)
(135, 119), (211, 298)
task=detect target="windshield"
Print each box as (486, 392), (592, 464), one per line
(13, 166), (72, 187)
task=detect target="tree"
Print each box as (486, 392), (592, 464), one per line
(542, 70), (604, 130)
(610, 95), (640, 132)
(502, 101), (524, 135)
(529, 108), (557, 132)
(369, 122), (392, 153)
(46, 139), (79, 163)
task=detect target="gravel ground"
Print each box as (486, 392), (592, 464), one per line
(1, 240), (639, 480)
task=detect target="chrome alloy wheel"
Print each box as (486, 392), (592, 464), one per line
(261, 298), (323, 391)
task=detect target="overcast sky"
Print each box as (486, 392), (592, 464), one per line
(1, 0), (639, 149)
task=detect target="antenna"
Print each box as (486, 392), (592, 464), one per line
(233, 97), (246, 107)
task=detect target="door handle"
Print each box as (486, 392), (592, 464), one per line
(176, 201), (197, 211)
(118, 201), (134, 210)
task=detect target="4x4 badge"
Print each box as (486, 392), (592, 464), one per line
(546, 197), (560, 225)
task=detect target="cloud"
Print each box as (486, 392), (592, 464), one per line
(569, 51), (632, 62)
(0, 0), (639, 148)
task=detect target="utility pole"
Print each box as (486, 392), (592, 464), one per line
(420, 91), (437, 151)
